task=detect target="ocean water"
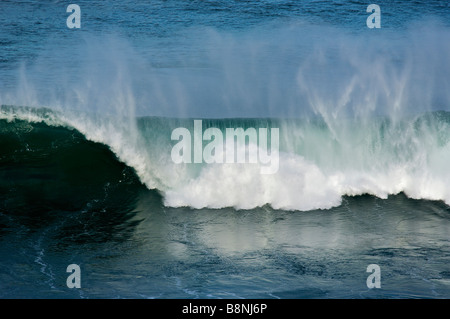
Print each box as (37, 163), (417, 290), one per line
(0, 0), (450, 299)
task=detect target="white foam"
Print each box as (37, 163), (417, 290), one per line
(163, 153), (450, 211)
(1, 22), (449, 211)
(2, 107), (450, 211)
(164, 151), (343, 211)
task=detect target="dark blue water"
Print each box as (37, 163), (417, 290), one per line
(0, 1), (449, 299)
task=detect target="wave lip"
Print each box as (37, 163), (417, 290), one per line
(1, 106), (450, 211)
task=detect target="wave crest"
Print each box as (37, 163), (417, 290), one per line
(2, 106), (449, 211)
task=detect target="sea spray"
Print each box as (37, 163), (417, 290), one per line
(0, 20), (449, 210)
(170, 119), (280, 174)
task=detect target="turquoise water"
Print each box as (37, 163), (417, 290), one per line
(0, 1), (449, 298)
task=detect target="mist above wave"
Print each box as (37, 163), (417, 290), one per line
(1, 18), (449, 210)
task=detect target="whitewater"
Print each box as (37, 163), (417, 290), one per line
(1, 0), (450, 300)
(1, 104), (449, 212)
(1, 18), (449, 211)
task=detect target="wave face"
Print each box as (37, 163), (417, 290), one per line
(1, 1), (449, 211)
(0, 111), (147, 219)
(1, 106), (449, 211)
